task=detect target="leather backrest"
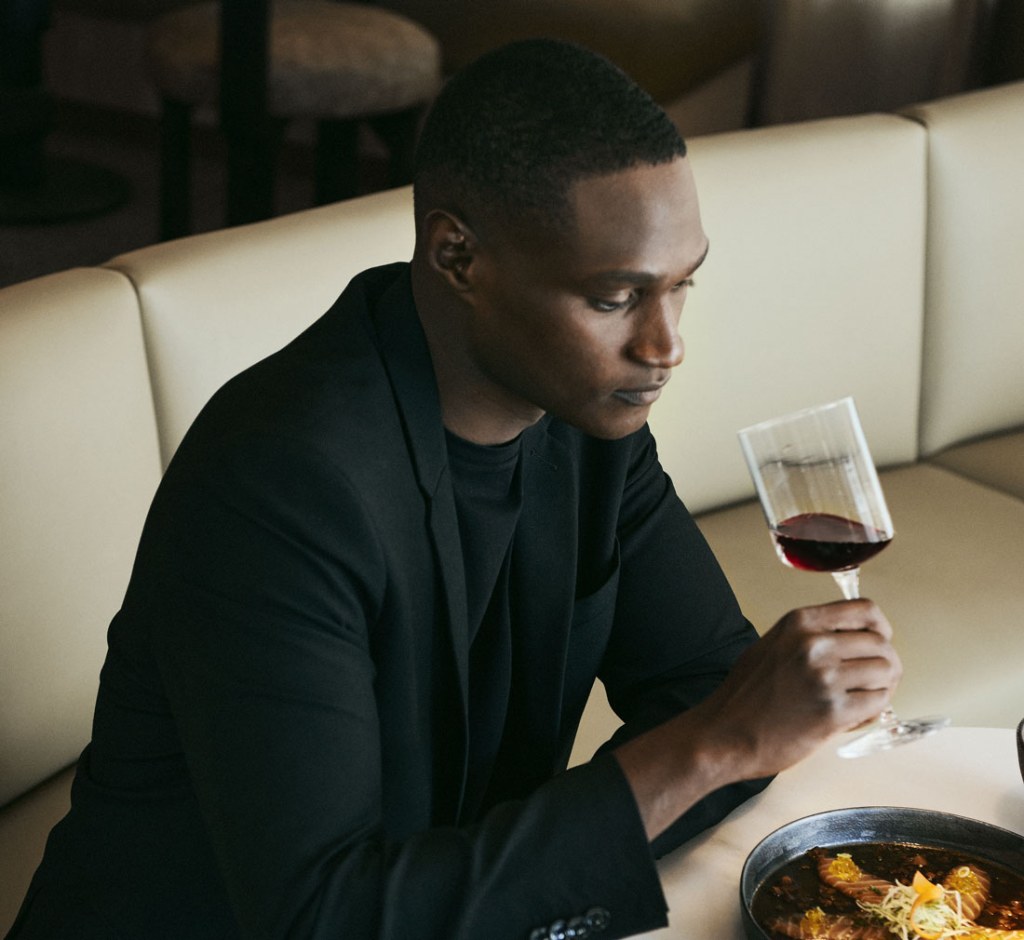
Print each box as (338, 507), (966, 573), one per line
(107, 186), (416, 466)
(651, 113), (927, 513)
(112, 117), (930, 516)
(905, 81), (1024, 455)
(0, 269), (162, 806)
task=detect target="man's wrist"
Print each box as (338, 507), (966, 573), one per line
(612, 704), (755, 843)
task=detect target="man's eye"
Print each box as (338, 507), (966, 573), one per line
(588, 294), (634, 313)
(673, 277), (695, 291)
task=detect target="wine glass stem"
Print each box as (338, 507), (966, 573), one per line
(831, 566), (898, 730)
(831, 567), (861, 600)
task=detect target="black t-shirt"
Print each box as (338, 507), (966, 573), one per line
(445, 429), (523, 816)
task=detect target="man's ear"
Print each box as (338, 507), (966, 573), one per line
(423, 210), (478, 293)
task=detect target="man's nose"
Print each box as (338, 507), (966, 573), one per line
(627, 296), (685, 369)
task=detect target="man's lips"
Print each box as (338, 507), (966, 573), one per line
(612, 382), (668, 406)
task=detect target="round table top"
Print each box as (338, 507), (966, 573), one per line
(638, 725), (1024, 939)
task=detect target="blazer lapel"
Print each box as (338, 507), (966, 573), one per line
(369, 269), (471, 817)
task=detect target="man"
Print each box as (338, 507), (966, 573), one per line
(9, 39), (900, 940)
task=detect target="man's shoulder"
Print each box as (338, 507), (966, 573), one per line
(173, 262), (428, 468)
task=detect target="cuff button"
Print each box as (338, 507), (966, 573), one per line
(584, 907), (611, 932)
(566, 914), (589, 938)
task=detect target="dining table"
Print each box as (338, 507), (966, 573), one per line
(635, 725), (1024, 939)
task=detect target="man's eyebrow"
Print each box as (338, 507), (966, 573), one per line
(591, 240), (711, 286)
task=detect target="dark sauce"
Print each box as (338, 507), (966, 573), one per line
(751, 843), (1024, 936)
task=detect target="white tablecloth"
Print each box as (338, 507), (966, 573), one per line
(637, 726), (1024, 939)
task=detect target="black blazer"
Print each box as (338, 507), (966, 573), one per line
(10, 264), (766, 940)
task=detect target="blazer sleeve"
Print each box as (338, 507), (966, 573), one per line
(596, 426), (774, 858)
(143, 430), (671, 940)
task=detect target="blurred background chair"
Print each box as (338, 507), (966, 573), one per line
(144, 0), (441, 240)
(748, 0), (1004, 126)
(5, 0), (1023, 286)
(0, 0), (132, 223)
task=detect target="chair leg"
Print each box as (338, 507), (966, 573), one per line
(159, 98), (192, 241)
(223, 116), (280, 228)
(369, 106), (424, 188)
(314, 118), (360, 205)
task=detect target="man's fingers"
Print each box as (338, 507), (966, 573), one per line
(826, 627), (898, 662)
(791, 598), (894, 640)
(841, 689), (896, 730)
(837, 655), (900, 694)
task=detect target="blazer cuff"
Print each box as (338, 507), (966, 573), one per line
(530, 752), (669, 939)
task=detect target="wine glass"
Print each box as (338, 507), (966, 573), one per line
(737, 397), (949, 758)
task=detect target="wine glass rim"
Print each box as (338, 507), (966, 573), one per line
(738, 396), (857, 437)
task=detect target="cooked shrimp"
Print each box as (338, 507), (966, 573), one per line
(961, 929), (1024, 939)
(769, 908), (890, 939)
(943, 865), (991, 923)
(817, 854), (895, 905)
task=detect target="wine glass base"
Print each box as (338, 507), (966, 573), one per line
(837, 715), (951, 759)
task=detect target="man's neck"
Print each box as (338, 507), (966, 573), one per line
(411, 259), (543, 446)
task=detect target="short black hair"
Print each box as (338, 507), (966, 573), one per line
(413, 38), (687, 235)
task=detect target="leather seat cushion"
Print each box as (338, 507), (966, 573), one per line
(928, 429), (1024, 502)
(0, 767), (74, 934)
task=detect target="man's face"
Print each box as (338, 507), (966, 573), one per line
(461, 157), (708, 441)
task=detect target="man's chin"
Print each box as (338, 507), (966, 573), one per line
(559, 404), (651, 441)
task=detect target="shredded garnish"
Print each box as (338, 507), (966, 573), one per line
(913, 871), (945, 904)
(829, 852), (863, 882)
(910, 872), (949, 940)
(858, 872), (970, 940)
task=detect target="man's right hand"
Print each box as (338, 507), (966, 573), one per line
(613, 599), (902, 842)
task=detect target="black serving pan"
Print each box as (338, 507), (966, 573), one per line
(740, 806), (1024, 940)
(1017, 716), (1024, 784)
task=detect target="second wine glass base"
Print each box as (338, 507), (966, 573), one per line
(837, 714), (952, 759)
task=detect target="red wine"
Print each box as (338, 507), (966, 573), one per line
(772, 512), (891, 572)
